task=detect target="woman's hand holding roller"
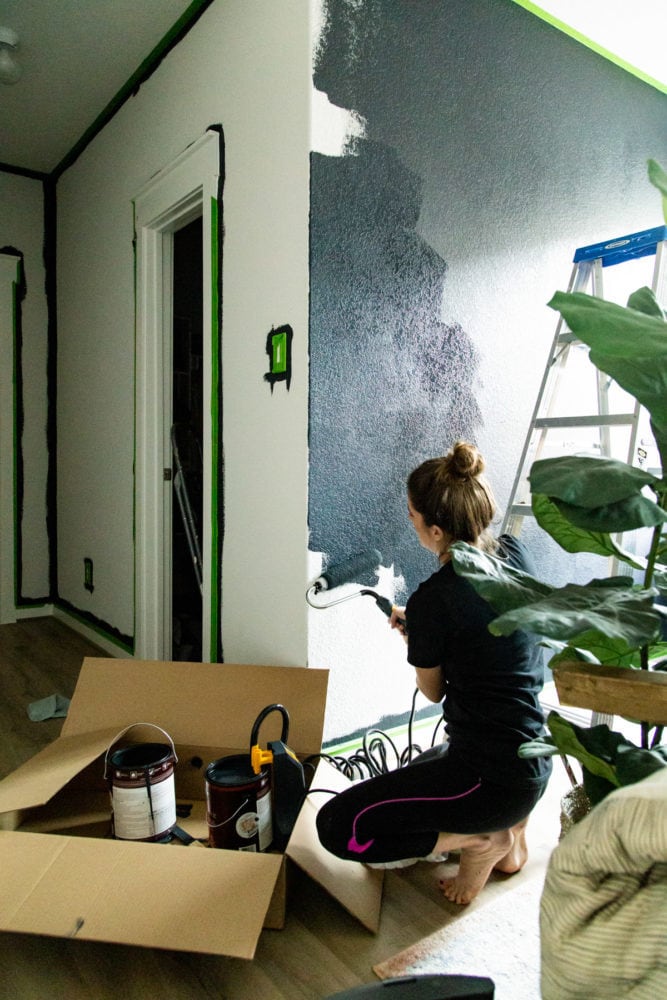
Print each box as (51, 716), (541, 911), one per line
(390, 606), (407, 639)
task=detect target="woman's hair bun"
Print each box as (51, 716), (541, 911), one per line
(448, 441), (484, 479)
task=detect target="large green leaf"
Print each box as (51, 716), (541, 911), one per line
(544, 637), (667, 669)
(488, 578), (661, 648)
(627, 285), (665, 320)
(549, 290), (667, 359)
(552, 633), (645, 667)
(648, 158), (667, 223)
(586, 354), (667, 473)
(520, 711), (667, 804)
(555, 636), (667, 668)
(546, 643), (600, 666)
(532, 493), (646, 568)
(548, 290), (667, 469)
(649, 642), (667, 664)
(449, 541), (552, 615)
(546, 713), (621, 786)
(553, 493), (667, 533)
(530, 455), (658, 506)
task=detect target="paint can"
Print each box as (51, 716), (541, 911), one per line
(205, 754), (273, 851)
(105, 724), (178, 842)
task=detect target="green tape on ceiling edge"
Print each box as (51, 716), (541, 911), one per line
(53, 0), (215, 179)
(509, 0), (667, 95)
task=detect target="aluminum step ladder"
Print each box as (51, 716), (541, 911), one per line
(503, 224), (667, 539)
(503, 225), (667, 728)
(171, 424), (203, 595)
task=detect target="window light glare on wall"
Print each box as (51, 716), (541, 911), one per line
(0, 27), (22, 85)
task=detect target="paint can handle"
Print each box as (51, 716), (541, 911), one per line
(103, 721), (178, 779)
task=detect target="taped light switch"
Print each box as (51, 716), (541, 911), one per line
(84, 557), (94, 593)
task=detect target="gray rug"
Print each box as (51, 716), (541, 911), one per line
(373, 871), (544, 1000)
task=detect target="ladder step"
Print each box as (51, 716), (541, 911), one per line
(534, 414), (636, 429)
(507, 504), (535, 519)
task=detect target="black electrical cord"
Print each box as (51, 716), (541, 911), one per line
(304, 687), (444, 797)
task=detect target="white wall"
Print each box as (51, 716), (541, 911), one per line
(0, 172), (49, 602)
(56, 1), (311, 662)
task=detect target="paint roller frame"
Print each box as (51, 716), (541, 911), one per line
(306, 549), (381, 609)
(306, 550), (404, 625)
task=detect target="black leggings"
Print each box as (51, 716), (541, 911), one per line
(316, 744), (551, 864)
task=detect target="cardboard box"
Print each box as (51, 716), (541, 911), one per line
(0, 658), (383, 958)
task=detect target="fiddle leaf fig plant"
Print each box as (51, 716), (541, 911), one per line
(450, 159), (667, 755)
(519, 710), (667, 807)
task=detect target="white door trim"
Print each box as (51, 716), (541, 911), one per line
(134, 131), (221, 661)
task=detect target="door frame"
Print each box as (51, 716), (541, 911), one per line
(133, 131), (221, 661)
(0, 254), (20, 624)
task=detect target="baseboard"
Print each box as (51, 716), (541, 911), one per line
(15, 603), (54, 620)
(51, 605), (128, 658)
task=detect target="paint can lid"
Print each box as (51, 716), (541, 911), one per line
(110, 742), (174, 770)
(205, 753), (259, 787)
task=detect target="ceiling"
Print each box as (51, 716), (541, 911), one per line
(1, 0), (664, 177)
(0, 0), (199, 175)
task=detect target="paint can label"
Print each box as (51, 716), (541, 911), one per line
(112, 772), (176, 841)
(233, 788), (273, 850)
(205, 754), (273, 850)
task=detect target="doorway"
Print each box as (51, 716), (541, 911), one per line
(134, 130), (222, 663)
(171, 216), (203, 660)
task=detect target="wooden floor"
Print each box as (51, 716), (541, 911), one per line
(0, 617), (568, 1000)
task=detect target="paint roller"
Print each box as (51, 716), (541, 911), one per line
(306, 549), (405, 627)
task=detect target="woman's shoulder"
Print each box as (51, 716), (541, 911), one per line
(408, 562), (455, 603)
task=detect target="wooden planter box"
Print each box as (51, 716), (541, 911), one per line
(553, 661), (667, 725)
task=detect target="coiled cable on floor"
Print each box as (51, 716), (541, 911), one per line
(305, 687), (443, 785)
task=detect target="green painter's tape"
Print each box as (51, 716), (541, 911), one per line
(509, 0), (666, 95)
(272, 331), (288, 374)
(209, 195), (220, 661)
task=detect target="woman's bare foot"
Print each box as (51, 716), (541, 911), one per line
(438, 829), (513, 905)
(494, 818), (529, 874)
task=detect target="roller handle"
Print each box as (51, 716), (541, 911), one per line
(360, 589), (407, 632)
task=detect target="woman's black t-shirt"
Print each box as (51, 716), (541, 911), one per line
(405, 535), (550, 786)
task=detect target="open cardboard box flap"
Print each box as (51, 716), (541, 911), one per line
(0, 658), (384, 956)
(61, 658), (329, 748)
(285, 757), (384, 933)
(0, 829), (284, 957)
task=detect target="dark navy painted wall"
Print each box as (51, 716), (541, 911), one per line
(309, 140), (481, 596)
(311, 0), (488, 604)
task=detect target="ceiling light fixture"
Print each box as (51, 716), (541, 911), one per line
(0, 27), (22, 85)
